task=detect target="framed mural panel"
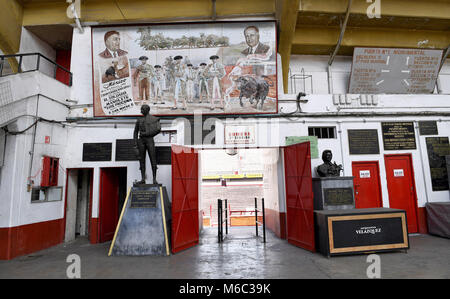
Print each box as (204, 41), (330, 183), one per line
(91, 21), (277, 117)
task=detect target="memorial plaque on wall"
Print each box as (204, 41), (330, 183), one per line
(82, 143), (112, 161)
(418, 121), (438, 136)
(425, 137), (450, 191)
(116, 139), (139, 161)
(381, 122), (416, 150)
(349, 47), (442, 94)
(155, 146), (171, 165)
(348, 129), (379, 155)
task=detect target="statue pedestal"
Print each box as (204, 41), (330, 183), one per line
(312, 177), (355, 210)
(108, 184), (171, 256)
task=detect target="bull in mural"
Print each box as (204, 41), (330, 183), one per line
(235, 75), (272, 110)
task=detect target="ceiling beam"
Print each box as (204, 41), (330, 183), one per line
(277, 0), (300, 94)
(292, 25), (450, 56)
(0, 0), (23, 72)
(22, 0), (275, 26)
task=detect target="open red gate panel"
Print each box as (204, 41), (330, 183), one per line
(283, 142), (315, 252)
(171, 145), (199, 254)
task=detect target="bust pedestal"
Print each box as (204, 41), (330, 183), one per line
(312, 177), (355, 210)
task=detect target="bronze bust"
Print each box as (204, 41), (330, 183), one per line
(134, 104), (161, 184)
(316, 150), (343, 177)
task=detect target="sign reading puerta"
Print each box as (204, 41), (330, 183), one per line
(91, 21), (277, 116)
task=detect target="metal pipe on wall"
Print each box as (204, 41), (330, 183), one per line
(327, 0), (352, 94)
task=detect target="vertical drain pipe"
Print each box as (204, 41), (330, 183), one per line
(27, 95), (39, 191)
(328, 0), (352, 95)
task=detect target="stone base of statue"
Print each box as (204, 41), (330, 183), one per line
(108, 184), (171, 256)
(312, 177), (355, 210)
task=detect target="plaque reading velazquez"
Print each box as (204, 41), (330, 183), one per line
(381, 122), (416, 150)
(130, 189), (158, 208)
(82, 143), (112, 161)
(348, 129), (379, 155)
(332, 217), (405, 249)
(426, 137), (450, 191)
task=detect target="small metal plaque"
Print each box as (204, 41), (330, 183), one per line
(130, 189), (158, 208)
(82, 143), (112, 161)
(348, 129), (379, 155)
(419, 121), (438, 136)
(324, 188), (354, 206)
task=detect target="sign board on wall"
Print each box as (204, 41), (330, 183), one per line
(381, 122), (416, 150)
(224, 124), (256, 144)
(91, 21), (277, 117)
(285, 136), (319, 159)
(349, 47), (442, 94)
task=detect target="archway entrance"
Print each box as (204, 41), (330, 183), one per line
(170, 142), (315, 254)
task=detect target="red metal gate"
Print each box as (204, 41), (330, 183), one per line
(283, 142), (315, 252)
(171, 145), (199, 253)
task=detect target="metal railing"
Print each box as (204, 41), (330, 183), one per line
(255, 197), (266, 243)
(0, 53), (72, 86)
(217, 198), (228, 243)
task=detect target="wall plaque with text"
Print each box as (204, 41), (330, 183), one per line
(426, 137), (450, 191)
(115, 139), (139, 161)
(349, 47), (442, 94)
(348, 129), (380, 155)
(381, 122), (416, 150)
(418, 121), (438, 136)
(82, 143), (112, 161)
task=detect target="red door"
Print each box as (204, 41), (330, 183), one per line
(99, 168), (120, 243)
(171, 145), (199, 253)
(384, 154), (418, 233)
(352, 161), (382, 209)
(284, 142), (315, 252)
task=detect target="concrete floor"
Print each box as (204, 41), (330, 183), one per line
(0, 227), (449, 279)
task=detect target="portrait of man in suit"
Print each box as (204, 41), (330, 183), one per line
(98, 30), (128, 59)
(241, 26), (270, 56)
